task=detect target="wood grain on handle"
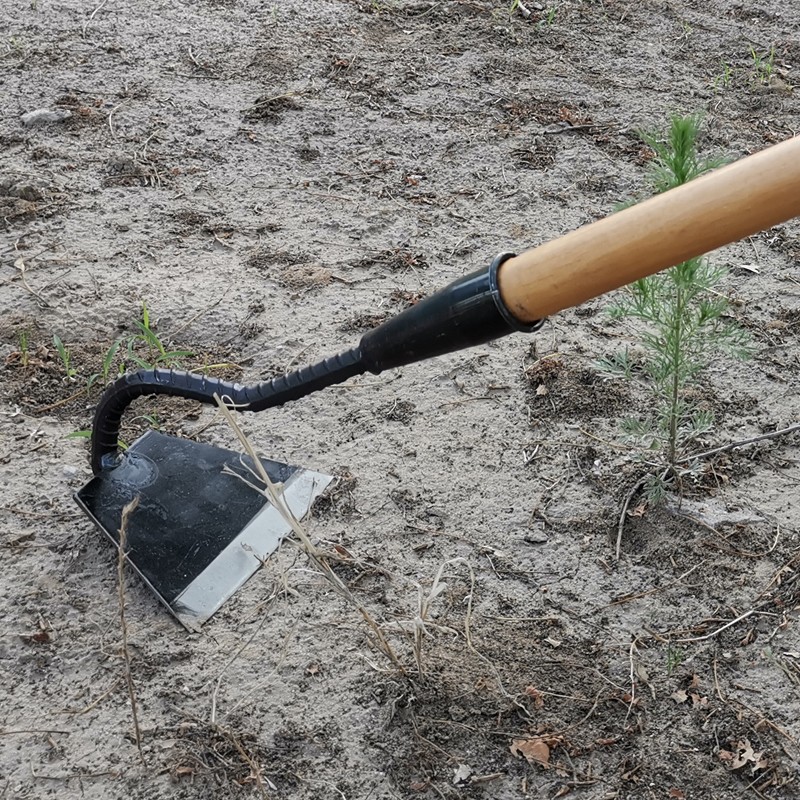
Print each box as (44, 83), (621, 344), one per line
(498, 136), (800, 323)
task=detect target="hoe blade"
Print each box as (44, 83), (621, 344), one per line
(75, 431), (331, 631)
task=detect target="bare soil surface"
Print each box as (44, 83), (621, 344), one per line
(2, 1), (800, 798)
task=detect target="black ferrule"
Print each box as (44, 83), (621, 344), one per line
(358, 252), (542, 373)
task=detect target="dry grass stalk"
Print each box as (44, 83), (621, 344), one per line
(210, 582), (280, 724)
(213, 394), (405, 674)
(118, 496), (145, 764)
(404, 557), (525, 716)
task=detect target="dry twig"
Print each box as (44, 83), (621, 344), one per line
(615, 475), (648, 561)
(680, 423), (800, 462)
(14, 253), (51, 308)
(209, 583), (280, 724)
(214, 394), (405, 673)
(118, 497), (145, 764)
(675, 609), (756, 643)
(82, 0), (109, 38)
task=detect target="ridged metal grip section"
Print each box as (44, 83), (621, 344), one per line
(244, 347), (365, 411)
(90, 347), (365, 473)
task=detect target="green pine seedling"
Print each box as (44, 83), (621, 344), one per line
(601, 115), (752, 478)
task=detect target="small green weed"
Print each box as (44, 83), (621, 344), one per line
(17, 330), (30, 367)
(666, 645), (684, 675)
(131, 413), (161, 431)
(600, 114), (751, 475)
(87, 339), (123, 390)
(542, 6), (557, 26)
(509, 1), (557, 25)
(750, 45), (775, 85)
(67, 429), (128, 449)
(52, 334), (78, 380)
(712, 61), (734, 93)
(126, 300), (193, 369)
(3, 36), (26, 57)
(47, 303), (191, 398)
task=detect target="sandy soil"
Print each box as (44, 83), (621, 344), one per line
(2, 0), (800, 798)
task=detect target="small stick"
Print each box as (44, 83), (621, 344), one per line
(615, 467), (671, 560)
(496, 690), (603, 741)
(606, 562), (703, 606)
(214, 395), (405, 673)
(82, 0), (109, 38)
(33, 387), (88, 414)
(626, 639), (638, 720)
(754, 552), (800, 602)
(615, 475), (648, 561)
(680, 423), (800, 462)
(210, 583), (279, 724)
(675, 609), (755, 643)
(107, 101), (125, 139)
(244, 91), (301, 112)
(712, 655), (726, 702)
(14, 255), (51, 308)
(514, 0), (532, 17)
(117, 497), (145, 764)
(731, 699), (798, 744)
(65, 677), (123, 715)
(702, 525), (782, 559)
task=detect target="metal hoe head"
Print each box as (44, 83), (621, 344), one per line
(75, 431), (331, 631)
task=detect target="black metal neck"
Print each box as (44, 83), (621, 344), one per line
(90, 253), (542, 473)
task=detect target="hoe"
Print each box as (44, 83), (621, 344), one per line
(76, 136), (800, 630)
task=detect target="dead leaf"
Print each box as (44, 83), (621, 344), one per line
(671, 689), (688, 704)
(524, 686), (545, 709)
(510, 738), (550, 768)
(620, 692), (640, 707)
(594, 736), (619, 747)
(722, 739), (768, 773)
(627, 502), (647, 518)
(535, 384), (549, 396)
(688, 674), (700, 690)
(19, 629), (51, 645)
(668, 789), (686, 799)
(689, 692), (708, 707)
(739, 627), (756, 646)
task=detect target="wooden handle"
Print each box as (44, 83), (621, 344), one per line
(498, 136), (800, 323)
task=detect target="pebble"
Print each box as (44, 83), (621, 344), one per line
(21, 108), (72, 127)
(524, 529), (548, 544)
